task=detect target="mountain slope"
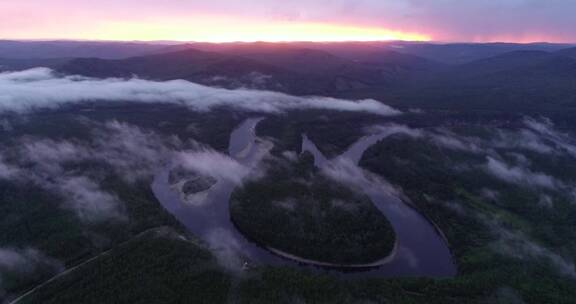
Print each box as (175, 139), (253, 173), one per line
(59, 46), (443, 96)
(556, 46), (576, 59)
(393, 42), (573, 64)
(401, 50), (576, 111)
(0, 57), (70, 71)
(0, 40), (182, 59)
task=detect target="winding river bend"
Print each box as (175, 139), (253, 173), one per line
(152, 118), (456, 277)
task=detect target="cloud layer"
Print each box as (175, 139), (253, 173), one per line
(484, 157), (560, 190)
(0, 247), (63, 298)
(0, 121), (179, 223)
(176, 151), (251, 186)
(0, 68), (400, 116)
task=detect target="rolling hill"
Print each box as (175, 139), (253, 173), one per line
(59, 46), (442, 95)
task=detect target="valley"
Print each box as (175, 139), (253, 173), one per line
(0, 40), (575, 303)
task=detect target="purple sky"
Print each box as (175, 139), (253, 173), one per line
(1, 0), (575, 42)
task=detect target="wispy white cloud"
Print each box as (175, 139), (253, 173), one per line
(0, 247), (63, 297)
(322, 157), (399, 198)
(486, 216), (576, 279)
(366, 124), (423, 138)
(0, 120), (179, 223)
(484, 157), (561, 189)
(56, 176), (124, 223)
(204, 228), (245, 273)
(441, 200), (575, 279)
(0, 155), (17, 179)
(0, 68), (401, 116)
(524, 117), (576, 158)
(176, 150), (251, 185)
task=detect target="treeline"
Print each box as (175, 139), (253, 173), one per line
(19, 230), (231, 304)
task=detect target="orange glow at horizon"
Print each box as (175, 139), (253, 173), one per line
(82, 20), (432, 42)
(5, 16), (570, 44)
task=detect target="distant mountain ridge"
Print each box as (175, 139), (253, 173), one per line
(59, 46), (440, 95)
(399, 48), (576, 111)
(0, 40), (177, 59)
(2, 40), (571, 62)
(3, 40), (576, 112)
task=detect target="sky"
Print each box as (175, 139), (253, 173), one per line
(1, 0), (575, 43)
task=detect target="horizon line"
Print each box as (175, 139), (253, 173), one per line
(1, 38), (575, 45)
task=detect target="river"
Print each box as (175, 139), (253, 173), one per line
(152, 118), (456, 277)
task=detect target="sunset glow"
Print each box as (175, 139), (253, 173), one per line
(45, 20), (432, 42)
(0, 1), (575, 43)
